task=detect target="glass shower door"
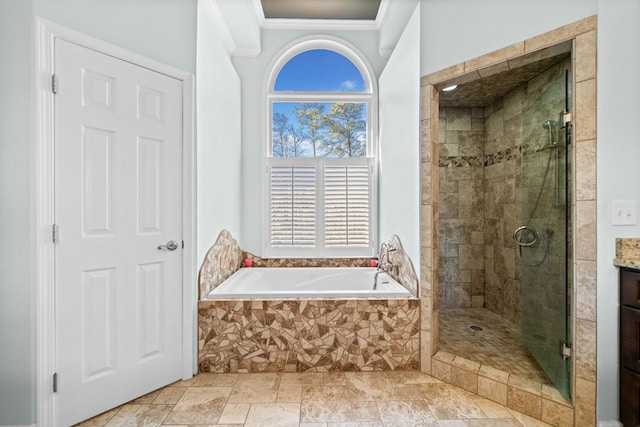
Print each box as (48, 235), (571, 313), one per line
(516, 65), (571, 399)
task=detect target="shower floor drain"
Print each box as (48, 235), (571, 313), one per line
(470, 325), (483, 331)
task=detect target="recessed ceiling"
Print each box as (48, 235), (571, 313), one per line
(439, 41), (573, 108)
(261, 0), (382, 20)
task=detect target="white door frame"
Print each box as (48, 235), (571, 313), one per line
(34, 17), (196, 426)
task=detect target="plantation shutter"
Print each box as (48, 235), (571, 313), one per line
(267, 157), (373, 255)
(269, 162), (316, 247)
(324, 159), (371, 247)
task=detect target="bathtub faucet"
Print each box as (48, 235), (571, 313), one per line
(379, 241), (397, 272)
(374, 241), (397, 290)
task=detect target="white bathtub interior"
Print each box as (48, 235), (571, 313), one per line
(204, 267), (413, 299)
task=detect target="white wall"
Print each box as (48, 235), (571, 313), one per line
(233, 28), (389, 255)
(196, 1), (243, 265)
(597, 0), (640, 422)
(379, 4), (421, 275)
(420, 0), (598, 76)
(0, 2), (36, 423)
(0, 1), (197, 424)
(33, 0), (197, 72)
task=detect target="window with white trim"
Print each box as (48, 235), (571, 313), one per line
(265, 40), (377, 258)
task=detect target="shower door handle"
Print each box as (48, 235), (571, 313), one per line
(513, 226), (539, 247)
(158, 240), (179, 251)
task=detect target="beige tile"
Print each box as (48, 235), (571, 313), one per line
(508, 376), (541, 396)
(478, 376), (508, 406)
(421, 63), (466, 87)
(524, 16), (597, 52)
(76, 406), (122, 426)
(574, 377), (596, 427)
(450, 365), (478, 394)
(323, 372), (347, 385)
(478, 365), (509, 383)
(376, 400), (438, 426)
(508, 408), (555, 427)
(451, 356), (481, 372)
(541, 398), (574, 426)
(300, 400), (380, 423)
(281, 372), (323, 386)
(541, 384), (571, 407)
(575, 318), (597, 382)
(575, 30), (597, 82)
(217, 403), (250, 424)
(299, 423), (329, 427)
(173, 373), (223, 388)
(244, 402), (300, 427)
(426, 396), (486, 420)
(433, 351), (456, 364)
(575, 79), (597, 142)
(576, 200), (597, 261)
(464, 42), (524, 71)
(104, 404), (173, 426)
(436, 421), (466, 427)
(130, 389), (163, 404)
(163, 387), (231, 424)
(473, 397), (514, 418)
(277, 384), (302, 402)
(303, 384), (352, 402)
(228, 373), (279, 403)
(507, 386), (541, 420)
(431, 359), (451, 383)
(464, 420), (523, 427)
(576, 259), (597, 322)
(151, 387), (186, 405)
(575, 138), (596, 202)
(325, 423), (383, 427)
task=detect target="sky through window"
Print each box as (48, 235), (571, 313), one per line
(272, 49), (368, 158)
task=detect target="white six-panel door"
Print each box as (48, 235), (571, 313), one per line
(54, 38), (184, 426)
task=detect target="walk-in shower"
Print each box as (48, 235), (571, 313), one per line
(437, 50), (573, 400)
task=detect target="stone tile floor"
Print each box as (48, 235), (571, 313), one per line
(439, 308), (552, 384)
(76, 371), (553, 426)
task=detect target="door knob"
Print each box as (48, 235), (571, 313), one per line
(158, 240), (179, 251)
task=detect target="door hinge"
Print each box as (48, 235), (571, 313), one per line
(51, 74), (58, 94)
(52, 224), (59, 244)
(53, 372), (58, 393)
(560, 110), (572, 127)
(559, 340), (572, 360)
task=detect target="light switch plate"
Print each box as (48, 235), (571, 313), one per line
(612, 199), (637, 225)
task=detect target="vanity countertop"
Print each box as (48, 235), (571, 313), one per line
(613, 238), (640, 269)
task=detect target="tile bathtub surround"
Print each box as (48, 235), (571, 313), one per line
(422, 16), (597, 426)
(384, 234), (420, 297)
(199, 299), (420, 373)
(241, 254), (371, 268)
(198, 229), (244, 299)
(76, 371), (556, 427)
(198, 229), (417, 298)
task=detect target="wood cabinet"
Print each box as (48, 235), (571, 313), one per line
(620, 268), (640, 426)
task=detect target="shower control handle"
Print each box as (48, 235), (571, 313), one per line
(158, 240), (179, 251)
(513, 226), (539, 247)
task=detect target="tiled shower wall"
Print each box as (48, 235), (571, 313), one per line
(438, 108), (486, 309)
(438, 58), (572, 326)
(424, 16), (598, 425)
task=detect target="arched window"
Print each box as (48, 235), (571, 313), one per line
(265, 38), (377, 258)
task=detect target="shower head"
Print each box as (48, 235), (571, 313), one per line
(543, 119), (557, 130)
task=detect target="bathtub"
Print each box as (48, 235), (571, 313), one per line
(203, 267), (412, 300)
